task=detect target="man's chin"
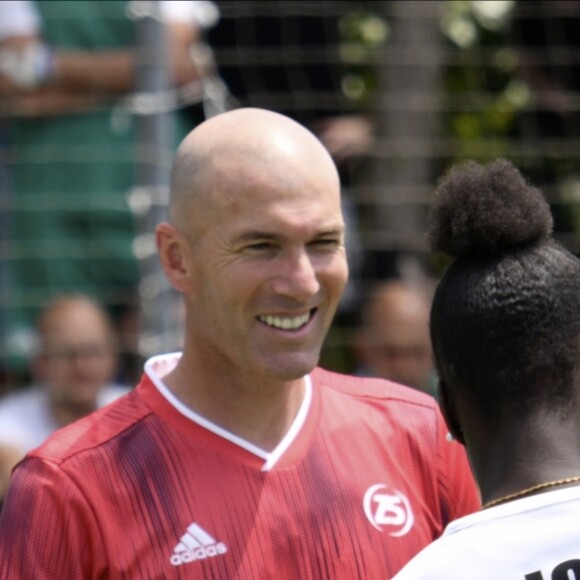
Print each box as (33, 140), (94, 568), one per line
(263, 353), (320, 382)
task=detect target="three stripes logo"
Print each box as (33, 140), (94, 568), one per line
(170, 522), (228, 567)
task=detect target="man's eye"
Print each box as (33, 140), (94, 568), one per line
(245, 242), (274, 251)
(311, 238), (340, 248)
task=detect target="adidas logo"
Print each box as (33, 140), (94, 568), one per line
(170, 522), (228, 567)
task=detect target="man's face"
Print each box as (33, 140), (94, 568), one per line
(180, 157), (348, 383)
(35, 304), (117, 409)
(360, 292), (433, 392)
(364, 328), (433, 392)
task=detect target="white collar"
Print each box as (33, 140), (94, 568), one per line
(144, 352), (313, 471)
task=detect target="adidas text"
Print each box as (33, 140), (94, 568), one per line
(171, 522), (228, 566)
(170, 542), (227, 566)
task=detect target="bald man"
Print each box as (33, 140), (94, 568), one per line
(0, 109), (478, 578)
(0, 294), (128, 500)
(354, 280), (436, 395)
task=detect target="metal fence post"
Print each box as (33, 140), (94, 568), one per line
(130, 0), (179, 361)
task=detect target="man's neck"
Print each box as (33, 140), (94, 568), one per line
(160, 360), (307, 452)
(472, 414), (580, 507)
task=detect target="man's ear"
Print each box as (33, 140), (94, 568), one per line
(351, 327), (370, 367)
(156, 222), (192, 293)
(437, 379), (466, 445)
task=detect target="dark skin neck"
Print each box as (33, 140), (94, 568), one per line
(463, 408), (580, 506)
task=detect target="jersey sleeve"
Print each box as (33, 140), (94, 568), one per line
(435, 411), (481, 522)
(0, 456), (104, 578)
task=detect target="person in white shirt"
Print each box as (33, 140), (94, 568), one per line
(393, 158), (580, 580)
(0, 294), (129, 501)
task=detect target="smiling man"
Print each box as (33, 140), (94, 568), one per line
(0, 108), (479, 578)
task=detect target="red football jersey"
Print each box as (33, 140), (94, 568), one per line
(0, 354), (479, 579)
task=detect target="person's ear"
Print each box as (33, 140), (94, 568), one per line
(437, 379), (465, 445)
(351, 328), (370, 365)
(156, 222), (192, 293)
(30, 351), (48, 382)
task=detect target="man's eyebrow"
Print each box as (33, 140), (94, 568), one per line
(310, 226), (346, 239)
(233, 226), (345, 243)
(233, 230), (279, 243)
(317, 226), (345, 236)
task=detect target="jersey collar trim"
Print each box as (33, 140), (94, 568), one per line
(143, 352), (313, 470)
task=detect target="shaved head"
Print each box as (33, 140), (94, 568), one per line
(37, 294), (114, 341)
(32, 294), (118, 413)
(157, 106), (347, 387)
(356, 280), (434, 392)
(363, 281), (431, 331)
(169, 108), (339, 233)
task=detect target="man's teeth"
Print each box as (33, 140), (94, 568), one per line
(260, 312), (311, 330)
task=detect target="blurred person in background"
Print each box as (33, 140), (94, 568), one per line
(352, 279), (436, 396)
(394, 159), (580, 579)
(208, 0), (375, 169)
(0, 294), (128, 504)
(0, 0), (219, 381)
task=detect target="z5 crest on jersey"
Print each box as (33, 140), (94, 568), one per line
(363, 484), (415, 537)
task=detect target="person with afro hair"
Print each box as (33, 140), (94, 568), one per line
(394, 158), (580, 579)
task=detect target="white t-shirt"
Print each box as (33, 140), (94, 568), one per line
(392, 485), (580, 580)
(0, 384), (129, 453)
(0, 0), (40, 39)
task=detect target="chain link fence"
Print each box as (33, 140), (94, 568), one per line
(1, 0), (578, 385)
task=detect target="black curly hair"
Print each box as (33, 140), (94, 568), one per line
(429, 159), (580, 421)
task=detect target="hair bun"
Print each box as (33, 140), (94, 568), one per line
(428, 158), (553, 258)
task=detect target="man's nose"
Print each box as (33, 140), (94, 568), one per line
(272, 248), (320, 300)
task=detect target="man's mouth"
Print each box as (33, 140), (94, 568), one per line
(257, 309), (315, 330)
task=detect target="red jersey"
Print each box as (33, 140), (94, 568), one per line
(0, 354), (479, 579)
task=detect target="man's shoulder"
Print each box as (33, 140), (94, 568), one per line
(312, 367), (437, 408)
(311, 367), (443, 438)
(30, 387), (147, 466)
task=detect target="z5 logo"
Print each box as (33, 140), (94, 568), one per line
(363, 484), (414, 537)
